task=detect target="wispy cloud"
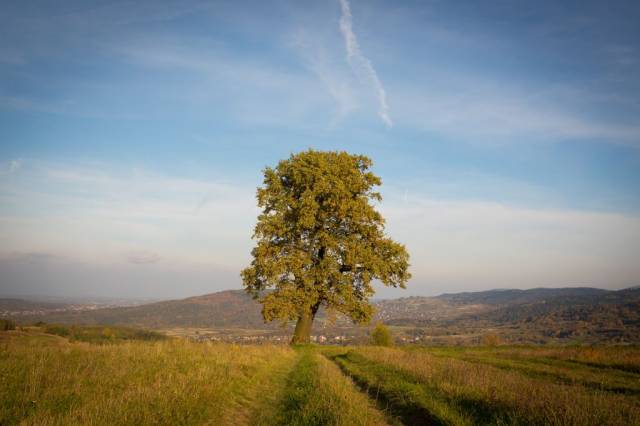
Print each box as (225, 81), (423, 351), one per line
(1, 160), (638, 298)
(114, 39), (346, 127)
(0, 161), (258, 297)
(392, 78), (640, 147)
(126, 251), (161, 265)
(289, 29), (359, 125)
(379, 190), (640, 295)
(0, 159), (22, 176)
(0, 162), (256, 265)
(338, 0), (392, 128)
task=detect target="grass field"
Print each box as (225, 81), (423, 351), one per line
(2, 327), (640, 425)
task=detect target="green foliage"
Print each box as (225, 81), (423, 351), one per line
(242, 150), (411, 342)
(43, 324), (166, 344)
(0, 318), (16, 331)
(371, 322), (393, 347)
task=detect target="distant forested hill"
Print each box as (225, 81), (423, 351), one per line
(5, 286), (640, 343)
(4, 290), (270, 329)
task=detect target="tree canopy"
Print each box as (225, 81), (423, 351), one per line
(241, 150), (410, 343)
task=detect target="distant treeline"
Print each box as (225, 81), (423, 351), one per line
(0, 318), (16, 331)
(42, 324), (167, 344)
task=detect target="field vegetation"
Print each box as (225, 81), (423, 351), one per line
(329, 346), (640, 425)
(0, 318), (16, 331)
(1, 328), (392, 425)
(2, 327), (639, 425)
(42, 324), (167, 344)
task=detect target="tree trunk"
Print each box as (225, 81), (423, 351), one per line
(291, 303), (320, 344)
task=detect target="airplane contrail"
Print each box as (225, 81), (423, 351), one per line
(338, 0), (392, 128)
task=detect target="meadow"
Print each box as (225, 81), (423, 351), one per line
(1, 327), (639, 425)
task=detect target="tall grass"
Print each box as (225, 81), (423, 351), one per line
(422, 346), (640, 394)
(4, 328), (639, 426)
(0, 333), (295, 425)
(468, 345), (640, 373)
(347, 347), (640, 425)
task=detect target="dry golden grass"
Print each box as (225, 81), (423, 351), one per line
(0, 332), (295, 425)
(4, 328), (639, 426)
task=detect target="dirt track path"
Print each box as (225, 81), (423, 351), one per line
(221, 348), (300, 426)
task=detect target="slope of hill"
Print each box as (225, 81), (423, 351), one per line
(6, 286), (640, 343)
(1, 299), (73, 317)
(6, 290), (270, 329)
(436, 287), (609, 305)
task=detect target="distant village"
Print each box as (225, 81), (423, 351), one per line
(186, 331), (424, 345)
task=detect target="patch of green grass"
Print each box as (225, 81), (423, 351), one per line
(266, 346), (389, 426)
(42, 324), (167, 344)
(421, 346), (640, 395)
(330, 350), (470, 426)
(351, 346), (640, 426)
(430, 345), (640, 374)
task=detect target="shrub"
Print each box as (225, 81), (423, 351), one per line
(43, 324), (166, 343)
(371, 322), (393, 346)
(44, 324), (72, 337)
(481, 332), (502, 346)
(1, 318), (16, 331)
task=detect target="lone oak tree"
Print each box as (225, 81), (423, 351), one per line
(241, 150), (410, 344)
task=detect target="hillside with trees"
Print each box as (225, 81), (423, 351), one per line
(5, 286), (640, 344)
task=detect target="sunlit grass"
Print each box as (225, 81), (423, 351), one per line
(3, 329), (640, 426)
(422, 346), (640, 394)
(339, 346), (640, 425)
(467, 345), (640, 373)
(264, 346), (390, 425)
(0, 331), (295, 425)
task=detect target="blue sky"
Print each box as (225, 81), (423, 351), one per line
(1, 0), (639, 299)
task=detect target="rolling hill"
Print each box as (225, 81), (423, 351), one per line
(2, 290), (269, 329)
(4, 286), (640, 343)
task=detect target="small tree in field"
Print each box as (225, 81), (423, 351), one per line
(241, 150), (410, 344)
(371, 322), (393, 346)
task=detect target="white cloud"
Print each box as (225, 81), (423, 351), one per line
(0, 162), (260, 297)
(126, 250), (161, 265)
(2, 161), (638, 298)
(379, 191), (640, 295)
(112, 39), (347, 128)
(338, 0), (392, 128)
(290, 29), (359, 124)
(9, 160), (21, 174)
(0, 163), (257, 268)
(392, 78), (640, 147)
